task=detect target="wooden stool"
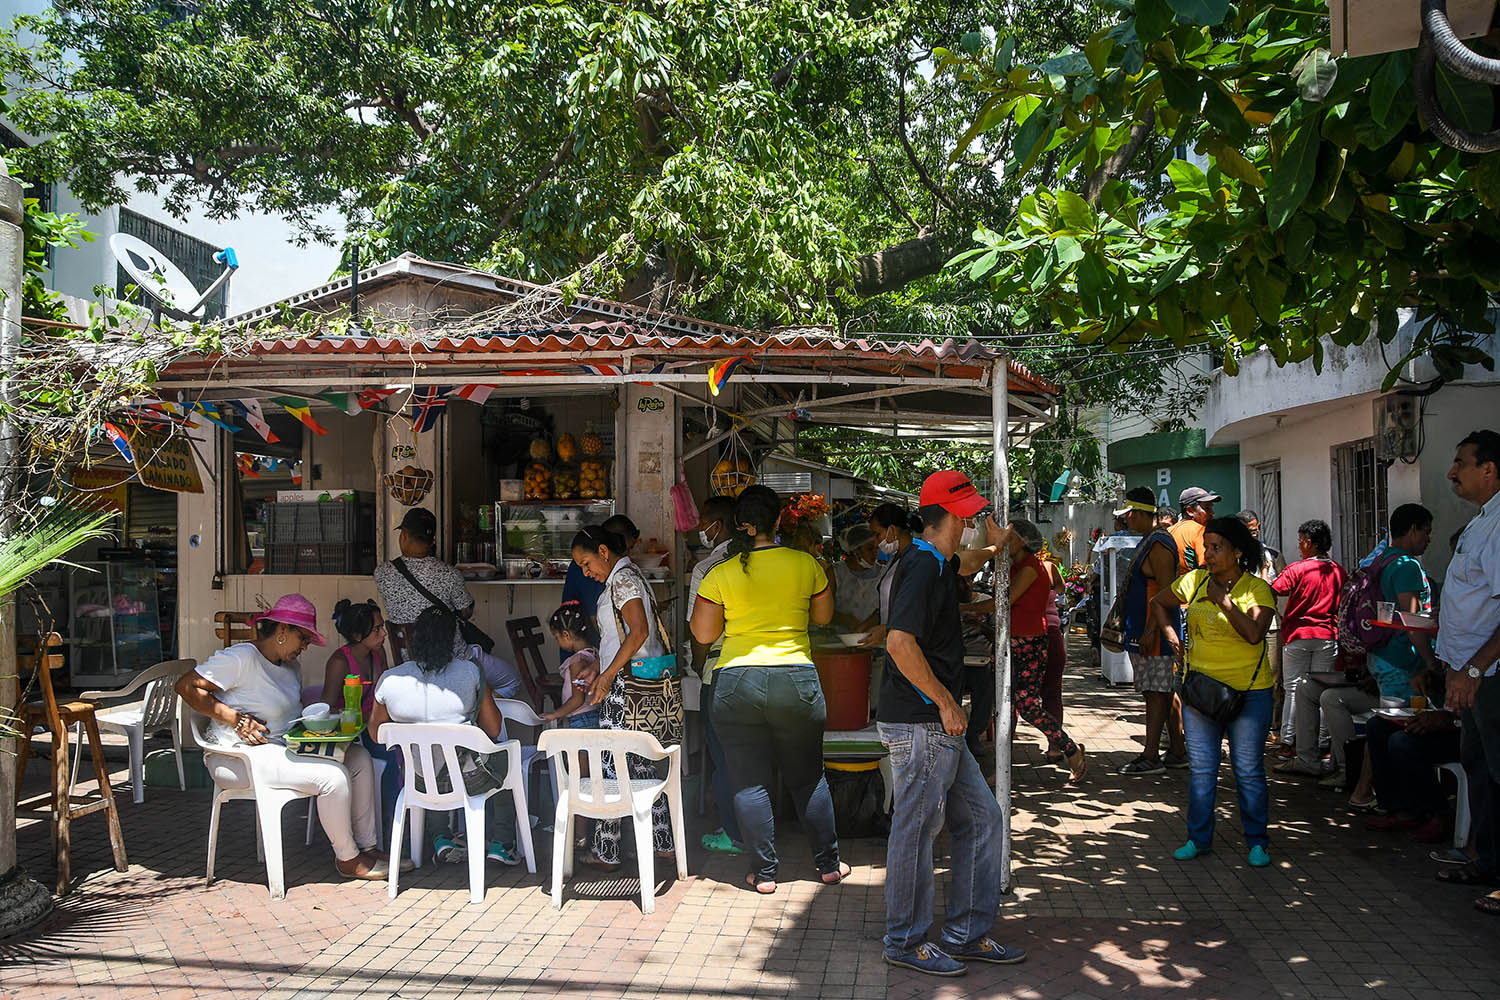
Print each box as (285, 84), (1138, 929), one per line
(506, 616), (562, 711)
(13, 633), (129, 895)
(213, 610), (257, 648)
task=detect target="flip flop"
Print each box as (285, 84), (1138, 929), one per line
(1475, 891), (1500, 915)
(819, 862), (852, 885)
(744, 873), (777, 894)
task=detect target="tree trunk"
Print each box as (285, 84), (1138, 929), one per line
(0, 164), (54, 937)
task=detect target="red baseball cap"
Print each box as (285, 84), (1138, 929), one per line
(918, 470), (990, 518)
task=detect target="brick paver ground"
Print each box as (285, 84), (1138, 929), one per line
(6, 636), (1499, 999)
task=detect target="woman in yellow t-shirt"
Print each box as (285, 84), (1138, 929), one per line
(690, 485), (845, 894)
(1150, 516), (1276, 869)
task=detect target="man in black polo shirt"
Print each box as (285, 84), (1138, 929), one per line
(878, 470), (1027, 977)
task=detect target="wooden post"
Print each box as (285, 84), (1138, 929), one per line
(991, 357), (1013, 893)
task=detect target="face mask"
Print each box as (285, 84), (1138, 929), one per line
(698, 527), (718, 548)
(878, 539), (899, 557)
(959, 522), (981, 549)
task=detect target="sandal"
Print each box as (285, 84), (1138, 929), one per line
(819, 862), (852, 885)
(1475, 890), (1500, 915)
(1436, 862), (1498, 886)
(1347, 793), (1380, 813)
(744, 873), (777, 894)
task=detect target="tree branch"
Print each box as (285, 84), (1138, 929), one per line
(897, 61), (957, 213)
(491, 129), (577, 235)
(1083, 108), (1156, 205)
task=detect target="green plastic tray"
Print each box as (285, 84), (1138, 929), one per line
(285, 722), (362, 745)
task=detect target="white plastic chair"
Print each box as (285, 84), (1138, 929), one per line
(382, 722), (536, 905)
(537, 729), (687, 914)
(1438, 762), (1472, 849)
(72, 659), (196, 804)
(184, 707), (315, 900)
(495, 697), (562, 812)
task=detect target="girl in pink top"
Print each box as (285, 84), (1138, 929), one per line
(321, 599), (389, 716)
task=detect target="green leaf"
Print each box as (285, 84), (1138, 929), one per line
(1040, 52), (1094, 77)
(994, 37), (1016, 76)
(1158, 66), (1204, 112)
(1157, 293), (1185, 343)
(1472, 154), (1500, 213)
(1054, 235), (1086, 266)
(1246, 264), (1288, 323)
(1166, 158), (1210, 194)
(1264, 124), (1320, 231)
(1227, 291), (1255, 339)
(1284, 214), (1316, 269)
(1295, 48), (1338, 103)
(960, 31), (985, 55)
(1167, 0), (1231, 27)
(967, 248), (1000, 280)
(1076, 253), (1111, 313)
(1369, 50), (1413, 128)
(1055, 190), (1096, 231)
(1205, 140), (1266, 188)
(1136, 0), (1174, 44)
(1202, 83), (1252, 144)
(1433, 62), (1495, 135)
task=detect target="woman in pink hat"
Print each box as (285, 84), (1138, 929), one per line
(176, 594), (387, 881)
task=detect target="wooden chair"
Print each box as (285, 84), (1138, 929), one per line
(506, 616), (562, 712)
(213, 611), (257, 648)
(13, 633), (129, 895)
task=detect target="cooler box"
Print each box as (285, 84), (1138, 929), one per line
(813, 647), (872, 731)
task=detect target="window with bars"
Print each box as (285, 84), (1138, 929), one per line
(1253, 461), (1283, 556)
(116, 209), (228, 319)
(1331, 437), (1389, 566)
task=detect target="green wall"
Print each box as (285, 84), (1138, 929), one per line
(1107, 429), (1241, 513)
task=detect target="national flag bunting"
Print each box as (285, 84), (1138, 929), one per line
(446, 384), (494, 406)
(409, 386), (450, 433)
(708, 356), (751, 397)
(317, 391), (361, 416)
(271, 396), (329, 436)
(103, 423), (133, 462)
(236, 399), (280, 444)
(357, 387), (401, 410)
(578, 363), (622, 377)
(190, 401), (241, 433)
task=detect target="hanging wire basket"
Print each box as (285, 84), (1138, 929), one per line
(384, 465), (434, 506)
(710, 429), (757, 497)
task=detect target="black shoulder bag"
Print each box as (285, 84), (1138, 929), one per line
(392, 557), (495, 654)
(1179, 575), (1267, 727)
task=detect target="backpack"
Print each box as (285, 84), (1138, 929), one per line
(1336, 551), (1400, 656)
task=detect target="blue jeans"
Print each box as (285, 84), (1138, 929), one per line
(713, 665), (839, 879)
(1182, 688), (1273, 851)
(878, 721), (1003, 956)
(702, 678), (744, 845)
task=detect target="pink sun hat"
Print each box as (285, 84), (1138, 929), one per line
(251, 594), (328, 646)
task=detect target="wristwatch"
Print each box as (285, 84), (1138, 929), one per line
(1464, 663), (1484, 679)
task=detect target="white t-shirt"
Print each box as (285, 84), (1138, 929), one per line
(195, 643), (304, 745)
(559, 648), (601, 716)
(596, 557), (665, 669)
(374, 658), (484, 725)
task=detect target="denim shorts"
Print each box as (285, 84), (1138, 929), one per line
(568, 709), (603, 729)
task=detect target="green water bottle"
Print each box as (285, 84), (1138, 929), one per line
(341, 673), (362, 734)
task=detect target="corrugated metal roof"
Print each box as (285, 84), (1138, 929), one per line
(227, 322), (1056, 396)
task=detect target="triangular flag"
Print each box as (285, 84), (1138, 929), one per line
(578, 363), (622, 377)
(102, 423), (133, 462)
(708, 356), (751, 397)
(408, 386), (450, 433)
(317, 391), (361, 416)
(358, 387), (401, 409)
(190, 401), (241, 433)
(271, 396), (329, 436)
(446, 384), (493, 405)
(236, 399), (280, 444)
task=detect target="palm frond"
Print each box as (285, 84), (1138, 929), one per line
(0, 502), (118, 601)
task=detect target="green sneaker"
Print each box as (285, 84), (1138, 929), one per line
(486, 841), (521, 866)
(1173, 841), (1210, 861)
(701, 830), (744, 854)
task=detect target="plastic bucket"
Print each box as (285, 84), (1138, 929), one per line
(814, 647), (872, 731)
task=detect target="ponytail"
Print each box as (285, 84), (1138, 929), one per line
(729, 484), (781, 572)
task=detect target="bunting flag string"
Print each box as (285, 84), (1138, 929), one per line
(577, 363), (621, 377)
(409, 386), (450, 433)
(190, 401), (242, 433)
(447, 384), (494, 405)
(357, 387), (401, 410)
(317, 391), (362, 416)
(708, 356), (751, 397)
(236, 398), (280, 444)
(271, 396), (329, 436)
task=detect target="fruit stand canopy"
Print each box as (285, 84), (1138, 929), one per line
(152, 253), (1057, 441)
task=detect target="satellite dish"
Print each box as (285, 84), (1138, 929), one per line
(108, 233), (240, 319)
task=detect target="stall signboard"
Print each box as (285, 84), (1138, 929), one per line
(68, 466), (131, 513)
(125, 429), (205, 494)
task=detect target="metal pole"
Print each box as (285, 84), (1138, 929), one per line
(991, 357), (1013, 893)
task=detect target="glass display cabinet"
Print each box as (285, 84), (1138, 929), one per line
(495, 501), (615, 577)
(68, 559), (164, 686)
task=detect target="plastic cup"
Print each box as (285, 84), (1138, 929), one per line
(1376, 601), (1396, 622)
(1411, 694), (1427, 712)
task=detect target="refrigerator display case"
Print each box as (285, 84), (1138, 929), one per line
(495, 500), (614, 577)
(68, 559), (164, 686)
(1093, 532), (1142, 686)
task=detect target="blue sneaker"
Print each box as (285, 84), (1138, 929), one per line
(884, 943), (967, 977)
(486, 841), (521, 866)
(433, 835), (466, 863)
(1248, 845), (1271, 868)
(948, 937), (1027, 965)
(1173, 841), (1210, 861)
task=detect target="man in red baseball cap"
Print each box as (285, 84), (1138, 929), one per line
(876, 470), (1026, 977)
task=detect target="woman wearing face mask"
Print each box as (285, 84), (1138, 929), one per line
(833, 524), (885, 635)
(1007, 519), (1087, 783)
(868, 503), (913, 564)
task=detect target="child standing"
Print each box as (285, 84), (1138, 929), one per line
(543, 601), (602, 728)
